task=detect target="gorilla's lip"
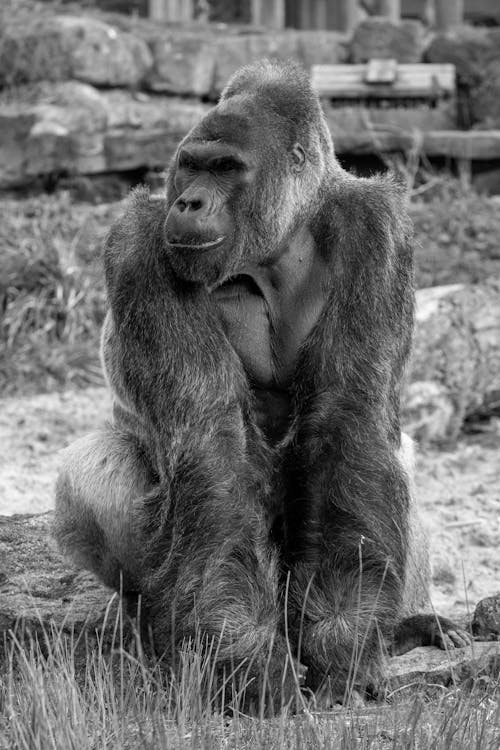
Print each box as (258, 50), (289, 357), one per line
(166, 236), (226, 251)
(212, 273), (263, 299)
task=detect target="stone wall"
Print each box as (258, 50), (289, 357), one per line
(2, 10), (500, 189)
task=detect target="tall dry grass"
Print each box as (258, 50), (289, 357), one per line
(0, 193), (120, 395)
(0, 611), (499, 750)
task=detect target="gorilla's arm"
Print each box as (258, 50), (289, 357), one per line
(284, 174), (415, 692)
(102, 189), (250, 480)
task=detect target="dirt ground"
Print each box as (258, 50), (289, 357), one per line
(0, 386), (498, 620)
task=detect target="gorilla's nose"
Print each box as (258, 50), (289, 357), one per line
(173, 187), (211, 215)
(176, 196), (203, 213)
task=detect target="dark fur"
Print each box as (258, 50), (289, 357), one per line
(55, 60), (467, 710)
(101, 193), (292, 707)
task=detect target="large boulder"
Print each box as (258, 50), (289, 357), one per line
(403, 280), (500, 443)
(424, 26), (496, 89)
(146, 29), (217, 97)
(350, 17), (426, 64)
(0, 513), (117, 658)
(0, 83), (209, 188)
(425, 27), (500, 127)
(54, 15), (153, 87)
(0, 15), (153, 89)
(470, 58), (500, 129)
(472, 594), (500, 641)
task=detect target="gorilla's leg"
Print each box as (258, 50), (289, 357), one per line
(282, 412), (417, 700)
(54, 427), (152, 592)
(284, 429), (470, 701)
(55, 420), (295, 708)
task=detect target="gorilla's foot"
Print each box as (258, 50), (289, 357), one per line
(392, 614), (472, 655)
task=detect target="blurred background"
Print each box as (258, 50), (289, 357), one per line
(0, 0), (499, 617)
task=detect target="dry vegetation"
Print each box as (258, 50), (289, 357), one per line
(0, 194), (119, 395)
(0, 618), (499, 750)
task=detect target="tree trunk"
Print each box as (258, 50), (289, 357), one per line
(403, 280), (500, 443)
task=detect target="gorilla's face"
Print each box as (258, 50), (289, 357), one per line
(164, 96), (308, 289)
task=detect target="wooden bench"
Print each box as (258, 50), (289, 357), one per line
(311, 62), (457, 137)
(311, 62), (456, 103)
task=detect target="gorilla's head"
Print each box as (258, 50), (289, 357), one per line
(163, 59), (336, 288)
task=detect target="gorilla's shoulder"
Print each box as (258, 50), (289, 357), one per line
(325, 172), (412, 241)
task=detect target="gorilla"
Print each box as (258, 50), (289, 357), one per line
(55, 59), (470, 709)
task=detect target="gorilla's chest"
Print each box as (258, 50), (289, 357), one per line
(213, 275), (326, 440)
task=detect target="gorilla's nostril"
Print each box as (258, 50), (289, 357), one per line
(176, 200), (187, 213)
(189, 199), (203, 212)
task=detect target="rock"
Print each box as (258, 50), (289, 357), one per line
(384, 641), (500, 694)
(294, 30), (349, 69)
(0, 109), (37, 189)
(31, 81), (109, 134)
(471, 59), (500, 129)
(402, 381), (456, 444)
(101, 98), (208, 171)
(0, 18), (71, 87)
(424, 26), (495, 89)
(0, 85), (209, 187)
(26, 81), (109, 178)
(350, 18), (426, 64)
(472, 166), (500, 196)
(54, 15), (153, 87)
(100, 90), (208, 131)
(145, 27), (348, 98)
(472, 595), (500, 641)
(425, 27), (500, 126)
(147, 29), (216, 96)
(104, 128), (182, 172)
(0, 513), (119, 659)
(0, 15), (153, 89)
(212, 30), (348, 95)
(403, 281), (500, 442)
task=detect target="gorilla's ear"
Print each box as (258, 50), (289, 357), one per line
(290, 144), (306, 173)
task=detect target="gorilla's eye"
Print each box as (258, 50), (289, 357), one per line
(178, 153), (199, 171)
(212, 157), (241, 173)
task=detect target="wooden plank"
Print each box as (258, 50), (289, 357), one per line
(331, 129), (500, 159)
(312, 63), (455, 98)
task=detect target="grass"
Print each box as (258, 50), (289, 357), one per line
(1, 174), (500, 397)
(0, 193), (120, 396)
(0, 611), (499, 750)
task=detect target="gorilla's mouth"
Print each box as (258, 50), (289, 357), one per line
(166, 236), (226, 251)
(212, 274), (263, 299)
